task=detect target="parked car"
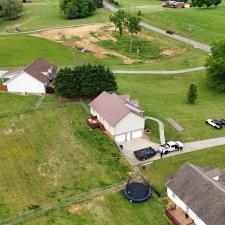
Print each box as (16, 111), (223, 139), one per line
(134, 147), (157, 161)
(158, 141), (183, 154)
(206, 119), (222, 129)
(166, 30), (174, 35)
(220, 119), (225, 125)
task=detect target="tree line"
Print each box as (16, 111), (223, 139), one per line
(54, 64), (117, 98)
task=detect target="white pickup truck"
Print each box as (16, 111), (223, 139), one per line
(158, 141), (183, 154)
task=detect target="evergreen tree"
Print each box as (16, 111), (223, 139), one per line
(54, 65), (117, 98)
(187, 83), (198, 104)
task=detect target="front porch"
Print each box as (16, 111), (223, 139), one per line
(165, 199), (195, 225)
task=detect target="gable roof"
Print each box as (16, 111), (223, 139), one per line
(5, 58), (57, 84)
(167, 163), (225, 225)
(89, 91), (144, 126)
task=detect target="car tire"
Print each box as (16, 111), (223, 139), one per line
(205, 121), (208, 124)
(179, 147), (183, 151)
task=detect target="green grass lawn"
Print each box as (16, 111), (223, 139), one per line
(0, 0), (111, 33)
(0, 96), (129, 219)
(140, 4), (225, 45)
(117, 71), (225, 142)
(18, 192), (170, 225)
(0, 93), (38, 112)
(141, 145), (225, 193)
(0, 30), (207, 70)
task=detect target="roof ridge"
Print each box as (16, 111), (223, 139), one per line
(23, 58), (43, 73)
(189, 163), (225, 194)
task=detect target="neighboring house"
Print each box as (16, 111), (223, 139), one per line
(3, 58), (57, 95)
(162, 1), (185, 8)
(89, 91), (145, 143)
(167, 163), (225, 225)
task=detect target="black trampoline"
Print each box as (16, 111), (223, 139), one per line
(124, 176), (151, 202)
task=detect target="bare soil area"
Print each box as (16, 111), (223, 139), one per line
(33, 23), (182, 65)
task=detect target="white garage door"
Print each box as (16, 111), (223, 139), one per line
(114, 134), (126, 143)
(132, 130), (143, 139)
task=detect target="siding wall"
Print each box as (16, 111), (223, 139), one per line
(6, 72), (46, 94)
(167, 188), (207, 225)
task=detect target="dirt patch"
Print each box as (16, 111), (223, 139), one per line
(69, 205), (81, 213)
(33, 24), (134, 64)
(161, 49), (175, 56)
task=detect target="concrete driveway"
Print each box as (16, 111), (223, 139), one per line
(120, 137), (159, 165)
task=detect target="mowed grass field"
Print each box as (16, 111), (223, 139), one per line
(0, 32), (207, 70)
(0, 0), (111, 33)
(0, 95), (129, 219)
(140, 3), (225, 45)
(117, 71), (225, 142)
(18, 193), (170, 225)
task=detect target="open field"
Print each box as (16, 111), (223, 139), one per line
(140, 4), (225, 45)
(0, 0), (111, 33)
(117, 71), (225, 142)
(0, 95), (129, 219)
(141, 145), (225, 193)
(0, 27), (207, 70)
(18, 192), (170, 225)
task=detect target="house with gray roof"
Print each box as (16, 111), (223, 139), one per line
(89, 91), (145, 143)
(166, 163), (225, 225)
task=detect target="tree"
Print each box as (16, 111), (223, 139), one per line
(125, 14), (141, 52)
(60, 0), (96, 19)
(0, 0), (23, 20)
(191, 0), (222, 7)
(54, 64), (117, 98)
(187, 83), (198, 104)
(206, 41), (225, 91)
(109, 10), (127, 37)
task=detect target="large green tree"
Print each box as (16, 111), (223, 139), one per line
(125, 14), (141, 52)
(110, 10), (127, 37)
(206, 41), (225, 91)
(60, 0), (96, 19)
(192, 0), (221, 7)
(54, 64), (117, 98)
(0, 0), (23, 20)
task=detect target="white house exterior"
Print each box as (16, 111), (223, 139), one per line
(3, 58), (57, 94)
(167, 163), (225, 225)
(89, 92), (145, 143)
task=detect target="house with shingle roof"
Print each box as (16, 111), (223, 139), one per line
(89, 91), (145, 143)
(166, 163), (225, 225)
(3, 58), (57, 94)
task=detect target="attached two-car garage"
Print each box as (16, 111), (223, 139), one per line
(114, 129), (143, 143)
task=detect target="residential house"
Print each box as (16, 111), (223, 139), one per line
(89, 91), (145, 143)
(166, 163), (225, 225)
(3, 58), (57, 95)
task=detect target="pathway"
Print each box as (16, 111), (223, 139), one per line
(113, 67), (206, 75)
(103, 0), (211, 53)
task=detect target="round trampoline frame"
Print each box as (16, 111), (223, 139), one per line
(124, 177), (151, 203)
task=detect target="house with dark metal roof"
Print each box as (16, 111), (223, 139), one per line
(166, 163), (225, 225)
(89, 91), (145, 143)
(3, 58), (57, 94)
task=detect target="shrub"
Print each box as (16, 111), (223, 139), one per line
(187, 83), (198, 104)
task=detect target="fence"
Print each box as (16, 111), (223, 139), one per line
(0, 181), (126, 225)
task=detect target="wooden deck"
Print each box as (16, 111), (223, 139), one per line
(166, 199), (195, 225)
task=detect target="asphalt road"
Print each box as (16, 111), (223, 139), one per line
(103, 1), (211, 53)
